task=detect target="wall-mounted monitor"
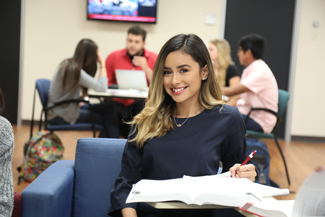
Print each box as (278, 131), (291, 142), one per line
(87, 0), (157, 24)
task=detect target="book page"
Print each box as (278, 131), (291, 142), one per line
(183, 171), (231, 181)
(186, 174), (289, 198)
(146, 202), (229, 209)
(126, 174), (289, 207)
(292, 168), (325, 216)
(126, 178), (196, 204)
(184, 175), (288, 206)
(249, 181), (290, 197)
(239, 200), (294, 217)
(193, 177), (263, 207)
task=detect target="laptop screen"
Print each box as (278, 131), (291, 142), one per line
(115, 69), (148, 92)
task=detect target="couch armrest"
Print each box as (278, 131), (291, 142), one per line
(12, 192), (22, 217)
(21, 160), (75, 217)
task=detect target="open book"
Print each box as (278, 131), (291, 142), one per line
(126, 172), (289, 208)
(239, 168), (325, 216)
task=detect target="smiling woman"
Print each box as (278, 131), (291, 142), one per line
(109, 34), (257, 217)
(163, 51), (207, 109)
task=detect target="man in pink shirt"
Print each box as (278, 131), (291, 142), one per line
(223, 34), (278, 133)
(105, 26), (158, 137)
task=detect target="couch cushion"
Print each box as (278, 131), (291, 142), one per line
(73, 138), (126, 217)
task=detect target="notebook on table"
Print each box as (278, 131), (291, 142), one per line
(115, 69), (148, 92)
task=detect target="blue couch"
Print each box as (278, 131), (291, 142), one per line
(21, 138), (126, 217)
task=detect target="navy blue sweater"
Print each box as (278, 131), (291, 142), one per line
(109, 105), (247, 217)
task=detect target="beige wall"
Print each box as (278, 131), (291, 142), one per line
(21, 0), (223, 120)
(291, 0), (325, 137)
(21, 0), (325, 138)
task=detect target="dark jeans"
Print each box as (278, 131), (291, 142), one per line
(112, 100), (145, 138)
(49, 102), (119, 138)
(241, 114), (264, 133)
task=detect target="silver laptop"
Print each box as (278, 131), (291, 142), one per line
(115, 69), (148, 92)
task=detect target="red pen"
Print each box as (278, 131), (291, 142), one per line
(231, 150), (257, 177)
(240, 150), (257, 166)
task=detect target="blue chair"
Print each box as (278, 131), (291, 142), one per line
(21, 138), (126, 217)
(245, 89), (290, 185)
(21, 138), (230, 217)
(29, 78), (103, 138)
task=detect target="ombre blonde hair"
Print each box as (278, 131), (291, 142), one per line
(210, 39), (234, 87)
(129, 34), (225, 148)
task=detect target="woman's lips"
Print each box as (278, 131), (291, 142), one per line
(171, 87), (187, 95)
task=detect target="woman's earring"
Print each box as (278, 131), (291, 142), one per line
(202, 77), (207, 80)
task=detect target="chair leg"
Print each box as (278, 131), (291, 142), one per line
(274, 136), (291, 185)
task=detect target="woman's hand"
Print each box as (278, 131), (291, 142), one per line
(229, 163), (256, 182)
(97, 49), (107, 78)
(97, 50), (105, 65)
(121, 207), (137, 217)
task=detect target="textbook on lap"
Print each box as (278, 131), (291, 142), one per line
(126, 172), (289, 208)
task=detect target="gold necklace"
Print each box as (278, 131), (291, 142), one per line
(173, 108), (201, 127)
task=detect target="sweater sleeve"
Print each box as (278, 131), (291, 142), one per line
(109, 127), (142, 216)
(220, 108), (247, 172)
(0, 116), (14, 217)
(79, 69), (108, 92)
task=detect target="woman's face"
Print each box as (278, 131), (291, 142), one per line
(208, 43), (218, 62)
(163, 50), (207, 107)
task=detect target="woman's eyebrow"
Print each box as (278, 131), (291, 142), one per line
(163, 64), (191, 69)
(176, 64), (191, 69)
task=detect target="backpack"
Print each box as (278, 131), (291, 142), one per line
(245, 137), (271, 186)
(17, 130), (64, 184)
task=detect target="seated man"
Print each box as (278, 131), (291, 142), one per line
(105, 25), (158, 137)
(223, 33), (278, 133)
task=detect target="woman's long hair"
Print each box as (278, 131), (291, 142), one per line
(210, 39), (234, 87)
(129, 34), (224, 148)
(59, 39), (98, 96)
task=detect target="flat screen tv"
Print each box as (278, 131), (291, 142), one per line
(87, 0), (157, 24)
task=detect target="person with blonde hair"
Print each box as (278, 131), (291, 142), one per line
(209, 39), (240, 106)
(109, 34), (257, 217)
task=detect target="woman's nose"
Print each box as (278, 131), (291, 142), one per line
(171, 73), (181, 85)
